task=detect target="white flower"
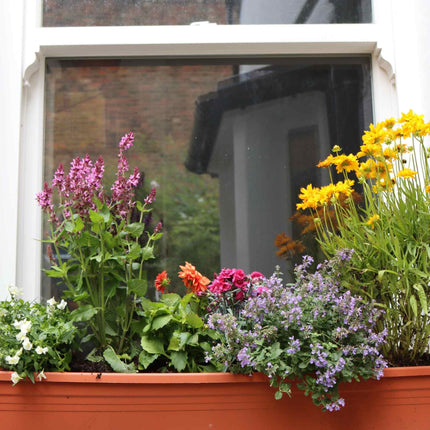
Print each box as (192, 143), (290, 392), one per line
(13, 319), (32, 335)
(57, 299), (67, 310)
(16, 347), (23, 356)
(6, 354), (20, 365)
(35, 346), (49, 355)
(16, 331), (26, 342)
(150, 180), (160, 189)
(8, 285), (23, 298)
(47, 297), (57, 307)
(0, 308), (7, 318)
(37, 370), (46, 381)
(11, 372), (23, 385)
(22, 337), (33, 351)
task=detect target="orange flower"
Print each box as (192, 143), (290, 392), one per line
(178, 262), (210, 295)
(155, 270), (170, 293)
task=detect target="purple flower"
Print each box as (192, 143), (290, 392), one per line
(144, 187), (157, 205)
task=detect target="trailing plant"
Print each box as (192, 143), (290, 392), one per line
(296, 111), (430, 365)
(207, 251), (387, 411)
(0, 286), (76, 384)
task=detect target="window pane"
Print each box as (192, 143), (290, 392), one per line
(42, 0), (371, 27)
(43, 57), (372, 299)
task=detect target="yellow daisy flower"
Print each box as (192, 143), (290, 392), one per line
(396, 168), (417, 179)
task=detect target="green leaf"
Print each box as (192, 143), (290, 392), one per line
(185, 311), (203, 328)
(125, 223), (145, 238)
(152, 314), (173, 330)
(179, 332), (192, 348)
(413, 284), (428, 314)
(64, 221), (74, 233)
(139, 350), (158, 370)
(168, 331), (182, 351)
(410, 295), (418, 317)
(103, 347), (137, 373)
(141, 336), (165, 354)
(70, 305), (99, 322)
(270, 342), (283, 359)
(100, 205), (111, 223)
(104, 322), (118, 337)
(127, 243), (141, 260)
(89, 210), (105, 224)
(141, 246), (155, 261)
(86, 348), (103, 363)
(187, 333), (199, 345)
(171, 351), (187, 372)
(161, 293), (181, 308)
(274, 391), (283, 400)
(72, 216), (84, 233)
(128, 279), (147, 297)
(152, 232), (163, 241)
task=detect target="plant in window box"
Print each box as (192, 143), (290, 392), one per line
(0, 286), (76, 383)
(206, 252), (387, 411)
(35, 133), (217, 372)
(296, 111), (430, 367)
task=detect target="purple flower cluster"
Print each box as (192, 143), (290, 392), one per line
(206, 250), (388, 411)
(37, 132), (145, 224)
(111, 132), (142, 219)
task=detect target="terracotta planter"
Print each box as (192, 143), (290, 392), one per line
(0, 367), (429, 430)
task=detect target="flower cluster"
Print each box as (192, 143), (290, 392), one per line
(207, 268), (266, 315)
(207, 251), (387, 411)
(36, 131), (157, 224)
(0, 286), (76, 384)
(295, 111), (430, 364)
(297, 111), (430, 212)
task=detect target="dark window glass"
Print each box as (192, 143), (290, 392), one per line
(42, 0), (371, 27)
(43, 57), (372, 299)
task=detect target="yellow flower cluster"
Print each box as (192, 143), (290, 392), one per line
(297, 110), (430, 213)
(297, 180), (354, 211)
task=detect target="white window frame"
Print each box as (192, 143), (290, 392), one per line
(1, 0), (411, 300)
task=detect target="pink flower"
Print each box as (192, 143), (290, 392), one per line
(118, 131), (134, 151)
(144, 187), (157, 205)
(250, 271), (264, 280)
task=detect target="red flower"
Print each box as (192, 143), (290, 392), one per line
(178, 262), (210, 295)
(155, 270), (170, 293)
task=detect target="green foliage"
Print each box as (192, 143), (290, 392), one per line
(136, 293), (221, 372)
(0, 287), (76, 384)
(302, 113), (430, 365)
(45, 199), (161, 359)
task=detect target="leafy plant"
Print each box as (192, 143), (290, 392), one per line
(0, 286), (76, 384)
(207, 252), (387, 411)
(37, 132), (162, 363)
(296, 111), (430, 365)
(136, 293), (220, 372)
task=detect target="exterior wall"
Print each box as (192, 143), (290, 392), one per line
(1, 0), (430, 299)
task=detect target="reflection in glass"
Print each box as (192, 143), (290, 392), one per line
(42, 0), (371, 27)
(43, 58), (371, 299)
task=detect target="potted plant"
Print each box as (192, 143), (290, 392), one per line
(1, 122), (430, 429)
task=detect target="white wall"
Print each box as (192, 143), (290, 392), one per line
(0, 0), (25, 300)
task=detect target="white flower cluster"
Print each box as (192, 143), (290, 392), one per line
(13, 319), (33, 351)
(47, 297), (67, 310)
